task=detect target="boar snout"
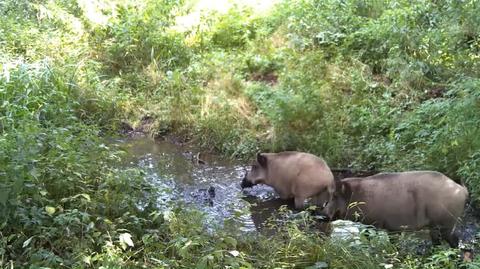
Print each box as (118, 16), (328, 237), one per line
(241, 173), (254, 189)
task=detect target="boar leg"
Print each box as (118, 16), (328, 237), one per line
(429, 228), (442, 245)
(440, 227), (459, 248)
(430, 226), (459, 247)
(294, 196), (306, 210)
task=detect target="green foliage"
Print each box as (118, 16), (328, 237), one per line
(2, 0), (480, 267)
(210, 7), (257, 49)
(0, 60), (155, 266)
(90, 0), (191, 77)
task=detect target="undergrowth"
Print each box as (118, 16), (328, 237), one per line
(1, 0), (480, 267)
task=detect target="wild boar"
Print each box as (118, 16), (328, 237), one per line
(320, 171), (468, 247)
(241, 152), (335, 209)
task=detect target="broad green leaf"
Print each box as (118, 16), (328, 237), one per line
(119, 233), (134, 250)
(45, 206), (56, 216)
(228, 250), (240, 257)
(223, 236), (237, 247)
(179, 240), (194, 257)
(29, 168), (39, 179)
(80, 193), (91, 202)
(82, 256), (91, 265)
(86, 222), (95, 231)
(23, 236), (34, 248)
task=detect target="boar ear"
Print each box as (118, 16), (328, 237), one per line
(256, 153), (268, 167)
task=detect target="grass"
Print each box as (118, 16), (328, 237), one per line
(1, 0), (480, 267)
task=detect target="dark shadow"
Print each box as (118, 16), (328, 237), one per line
(244, 196), (331, 235)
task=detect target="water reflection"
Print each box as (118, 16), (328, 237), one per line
(112, 136), (367, 237)
(112, 136), (259, 230)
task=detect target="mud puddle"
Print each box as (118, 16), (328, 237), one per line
(110, 135), (478, 247)
(109, 136), (361, 236)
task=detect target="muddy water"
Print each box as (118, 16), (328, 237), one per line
(110, 135), (478, 253)
(113, 136), (273, 232)
(111, 136), (384, 239)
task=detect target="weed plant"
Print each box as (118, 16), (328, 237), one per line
(1, 0), (480, 267)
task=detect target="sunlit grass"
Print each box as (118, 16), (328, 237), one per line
(77, 0), (116, 25)
(175, 0), (279, 31)
(2, 0), (480, 267)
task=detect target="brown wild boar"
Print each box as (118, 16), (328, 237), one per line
(241, 152), (335, 209)
(320, 171), (468, 247)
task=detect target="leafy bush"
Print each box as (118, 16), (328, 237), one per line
(2, 0), (480, 267)
(90, 0), (191, 77)
(210, 7), (258, 49)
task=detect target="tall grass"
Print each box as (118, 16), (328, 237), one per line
(1, 0), (480, 267)
(104, 0), (480, 203)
